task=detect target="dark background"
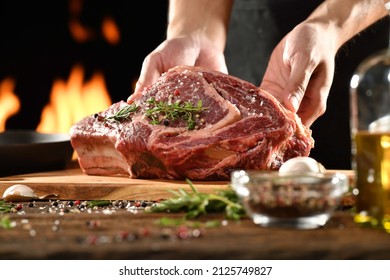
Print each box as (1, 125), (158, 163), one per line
(224, 0), (389, 170)
(0, 0), (169, 129)
(0, 0), (388, 170)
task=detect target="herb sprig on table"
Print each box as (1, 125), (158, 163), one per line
(0, 201), (13, 214)
(0, 201), (14, 230)
(0, 216), (13, 229)
(149, 179), (245, 220)
(144, 98), (208, 130)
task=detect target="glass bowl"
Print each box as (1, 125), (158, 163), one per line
(231, 170), (349, 229)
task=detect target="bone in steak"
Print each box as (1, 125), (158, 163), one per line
(69, 65), (314, 180)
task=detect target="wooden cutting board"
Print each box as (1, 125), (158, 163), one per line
(0, 167), (355, 201)
(0, 168), (230, 201)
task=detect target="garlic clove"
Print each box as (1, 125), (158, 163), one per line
(279, 156), (326, 175)
(2, 184), (38, 202)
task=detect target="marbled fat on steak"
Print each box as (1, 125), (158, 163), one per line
(69, 65), (314, 180)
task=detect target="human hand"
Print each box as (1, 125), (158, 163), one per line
(260, 22), (336, 127)
(129, 33), (228, 100)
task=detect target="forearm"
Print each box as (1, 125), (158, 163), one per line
(305, 0), (388, 51)
(167, 0), (233, 51)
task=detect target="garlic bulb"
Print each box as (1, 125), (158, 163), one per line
(2, 184), (38, 202)
(279, 157), (325, 175)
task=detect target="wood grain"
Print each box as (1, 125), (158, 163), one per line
(1, 203), (389, 260)
(0, 168), (229, 200)
(0, 168), (355, 201)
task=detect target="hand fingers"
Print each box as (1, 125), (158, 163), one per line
(131, 53), (165, 97)
(296, 71), (330, 127)
(282, 55), (315, 113)
(283, 55), (331, 127)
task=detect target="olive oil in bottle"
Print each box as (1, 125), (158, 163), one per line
(353, 131), (390, 228)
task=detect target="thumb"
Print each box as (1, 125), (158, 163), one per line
(285, 92), (301, 113)
(128, 54), (165, 102)
(128, 69), (160, 103)
(133, 65), (162, 95)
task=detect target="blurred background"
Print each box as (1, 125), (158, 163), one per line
(0, 0), (388, 170)
(0, 0), (168, 133)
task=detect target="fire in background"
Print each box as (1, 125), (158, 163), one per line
(0, 0), (168, 132)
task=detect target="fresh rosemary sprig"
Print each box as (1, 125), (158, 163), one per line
(0, 200), (13, 214)
(103, 98), (208, 130)
(144, 98), (208, 130)
(149, 179), (245, 220)
(104, 103), (139, 122)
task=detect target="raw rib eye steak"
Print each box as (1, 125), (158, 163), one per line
(70, 65), (314, 180)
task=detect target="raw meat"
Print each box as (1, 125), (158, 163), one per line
(70, 65), (314, 180)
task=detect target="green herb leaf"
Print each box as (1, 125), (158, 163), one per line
(86, 200), (112, 208)
(0, 216), (14, 229)
(0, 201), (14, 214)
(0, 216), (15, 229)
(149, 179), (245, 220)
(101, 97), (208, 130)
(104, 103), (139, 122)
(144, 98), (208, 130)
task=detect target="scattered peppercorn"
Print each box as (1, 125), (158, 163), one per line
(15, 204), (23, 211)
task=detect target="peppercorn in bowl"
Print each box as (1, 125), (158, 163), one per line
(231, 170), (349, 229)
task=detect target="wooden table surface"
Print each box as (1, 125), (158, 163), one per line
(1, 167), (390, 260)
(1, 200), (390, 260)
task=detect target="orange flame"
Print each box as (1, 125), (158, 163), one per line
(36, 65), (112, 134)
(0, 78), (20, 132)
(68, 19), (95, 43)
(69, 0), (120, 45)
(102, 16), (120, 45)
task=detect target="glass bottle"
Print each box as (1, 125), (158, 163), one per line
(349, 2), (390, 230)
